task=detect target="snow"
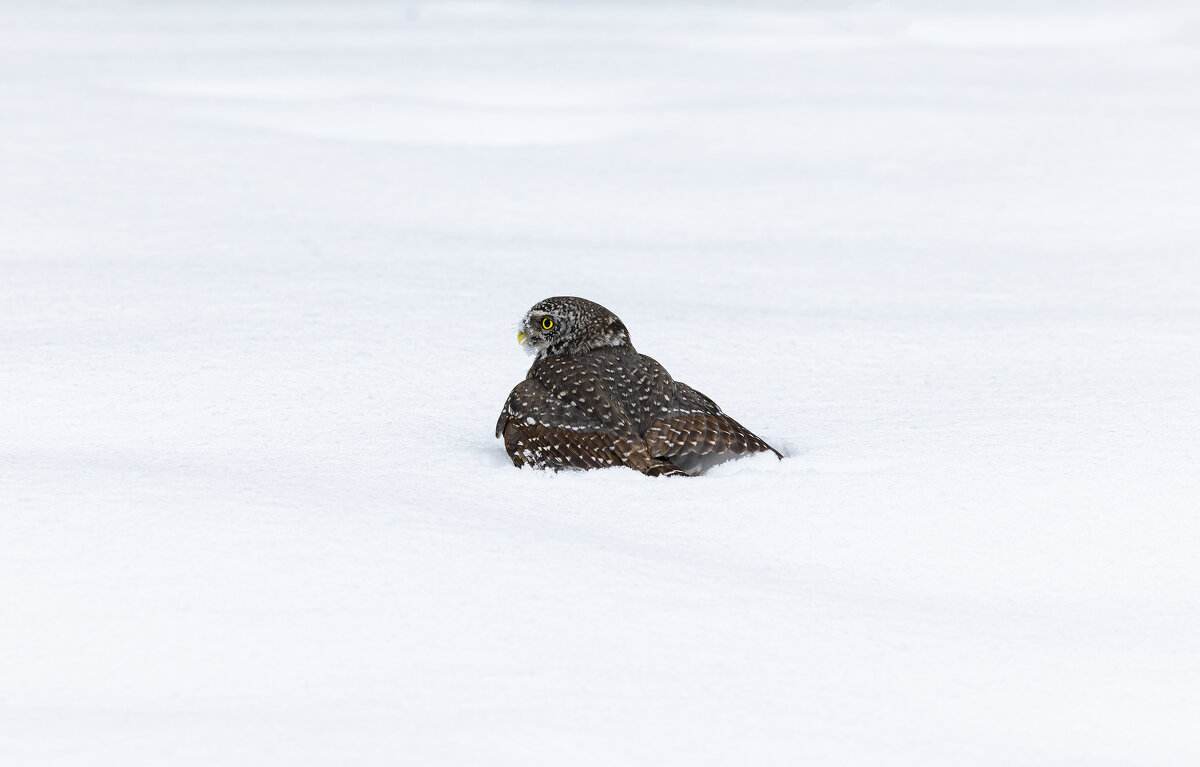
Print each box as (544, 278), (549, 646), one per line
(2, 0), (1200, 764)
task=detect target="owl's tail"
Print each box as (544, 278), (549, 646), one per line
(643, 412), (782, 463)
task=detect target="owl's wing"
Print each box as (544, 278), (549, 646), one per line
(643, 381), (782, 462)
(496, 377), (685, 476)
(496, 378), (605, 438)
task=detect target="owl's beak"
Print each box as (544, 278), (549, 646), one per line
(517, 330), (529, 346)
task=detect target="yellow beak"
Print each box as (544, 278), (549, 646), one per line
(517, 331), (528, 346)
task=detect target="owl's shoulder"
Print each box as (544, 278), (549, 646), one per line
(630, 351), (671, 381)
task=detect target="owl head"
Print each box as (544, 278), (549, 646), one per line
(517, 296), (632, 359)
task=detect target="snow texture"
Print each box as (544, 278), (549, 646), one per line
(2, 1), (1200, 764)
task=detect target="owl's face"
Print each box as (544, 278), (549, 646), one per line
(517, 296), (632, 359)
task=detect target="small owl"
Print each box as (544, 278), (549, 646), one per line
(496, 296), (781, 476)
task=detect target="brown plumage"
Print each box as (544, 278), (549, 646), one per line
(495, 296), (781, 476)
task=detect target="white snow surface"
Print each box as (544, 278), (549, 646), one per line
(3, 1), (1200, 764)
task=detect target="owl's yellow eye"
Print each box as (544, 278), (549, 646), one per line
(542, 317), (554, 330)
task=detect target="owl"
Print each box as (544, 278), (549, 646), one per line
(496, 296), (781, 477)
